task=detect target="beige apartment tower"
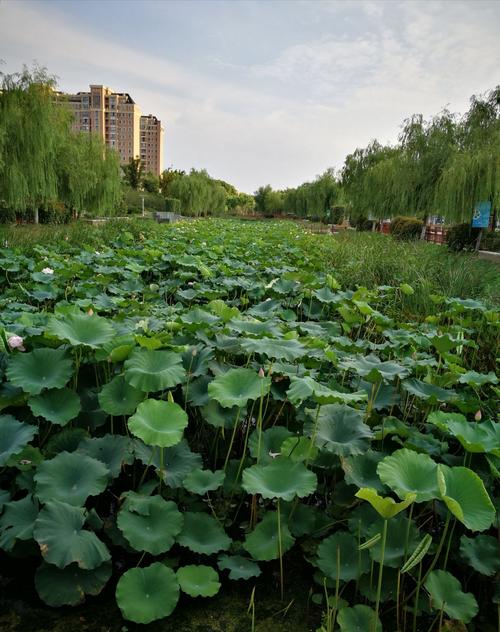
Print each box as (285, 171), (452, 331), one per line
(62, 85), (164, 176)
(140, 115), (164, 177)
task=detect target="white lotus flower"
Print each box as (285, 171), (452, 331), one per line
(41, 267), (54, 275)
(7, 335), (25, 351)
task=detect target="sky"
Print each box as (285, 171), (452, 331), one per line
(1, 0), (499, 193)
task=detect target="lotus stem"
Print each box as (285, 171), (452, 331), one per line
(223, 407), (241, 471)
(412, 561), (422, 632)
(306, 404), (321, 466)
(277, 498), (284, 600)
(374, 518), (388, 632)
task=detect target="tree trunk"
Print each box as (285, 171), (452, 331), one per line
(33, 208), (39, 224)
(420, 213), (428, 240)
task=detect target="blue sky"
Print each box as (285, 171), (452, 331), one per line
(1, 0), (499, 192)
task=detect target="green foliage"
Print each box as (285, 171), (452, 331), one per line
(121, 157), (144, 190)
(389, 216), (424, 240)
(164, 197), (181, 214)
(0, 218), (498, 627)
(168, 169), (227, 216)
(447, 222), (481, 251)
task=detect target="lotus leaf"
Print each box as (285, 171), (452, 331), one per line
(355, 488), (416, 520)
(377, 449), (439, 502)
(124, 349), (185, 392)
(427, 411), (466, 432)
(337, 605), (382, 632)
(77, 434), (134, 479)
(317, 531), (370, 581)
(338, 354), (409, 383)
(217, 554), (261, 580)
(34, 500), (110, 569)
(424, 570), (478, 623)
(35, 451), (109, 506)
(248, 426), (293, 464)
(47, 313), (115, 348)
(342, 450), (386, 492)
(437, 465), (495, 531)
(458, 370), (498, 386)
(208, 367), (271, 408)
(44, 427), (88, 458)
(98, 376), (144, 416)
(177, 565), (221, 597)
(128, 399), (188, 448)
(239, 337), (306, 361)
(243, 511), (295, 561)
(242, 458), (317, 501)
(6, 348), (73, 395)
(402, 379), (455, 403)
(177, 511), (231, 554)
(442, 417), (500, 456)
(116, 562), (179, 624)
(117, 493), (183, 554)
(200, 400), (240, 428)
(35, 561), (112, 606)
(306, 404), (373, 456)
(459, 534), (500, 576)
(287, 375), (367, 406)
(28, 388), (81, 426)
(280, 436), (318, 462)
(182, 468), (225, 494)
(0, 414), (37, 466)
(133, 438), (202, 487)
(0, 495), (38, 551)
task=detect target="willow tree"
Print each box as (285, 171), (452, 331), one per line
(0, 65), (69, 223)
(435, 86), (500, 223)
(168, 169), (227, 216)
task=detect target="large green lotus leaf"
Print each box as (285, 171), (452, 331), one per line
(458, 370), (498, 386)
(6, 348), (73, 395)
(35, 561), (112, 606)
(176, 565), (221, 598)
(28, 388), (81, 426)
(177, 511), (231, 555)
(98, 376), (144, 416)
(437, 465), (495, 531)
(208, 367), (271, 408)
(182, 469), (225, 494)
(460, 534), (500, 576)
(427, 411), (466, 432)
(0, 415), (37, 466)
(342, 450), (386, 492)
(46, 313), (115, 348)
(337, 605), (382, 632)
(355, 488), (416, 520)
(424, 570), (478, 623)
(200, 400), (240, 428)
(377, 449), (439, 502)
(242, 458), (317, 501)
(338, 354), (409, 383)
(77, 435), (134, 479)
(281, 436), (318, 463)
(34, 500), (110, 569)
(217, 554), (261, 580)
(306, 404), (373, 456)
(44, 427), (88, 458)
(128, 399), (188, 448)
(0, 490), (10, 511)
(124, 349), (185, 392)
(243, 511), (295, 561)
(117, 493), (183, 555)
(402, 378), (455, 403)
(35, 451), (109, 506)
(0, 495), (38, 551)
(239, 337), (306, 361)
(116, 563), (179, 624)
(317, 531), (370, 582)
(366, 513), (420, 568)
(133, 438), (202, 488)
(446, 418), (500, 456)
(248, 426), (293, 464)
(287, 375), (367, 406)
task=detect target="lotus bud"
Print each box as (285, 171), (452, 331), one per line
(474, 410), (482, 422)
(87, 308), (94, 316)
(192, 348), (198, 357)
(167, 391), (174, 404)
(7, 335), (25, 351)
(258, 367), (265, 378)
(41, 267), (54, 275)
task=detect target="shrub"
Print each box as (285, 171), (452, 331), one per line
(447, 223), (481, 252)
(477, 230), (500, 253)
(390, 216), (423, 240)
(351, 216), (373, 231)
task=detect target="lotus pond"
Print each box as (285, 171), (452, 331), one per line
(0, 219), (498, 631)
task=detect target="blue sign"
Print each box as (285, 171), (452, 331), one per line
(472, 201), (491, 228)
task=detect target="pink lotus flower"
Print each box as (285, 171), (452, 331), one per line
(8, 335), (25, 351)
(474, 410), (482, 422)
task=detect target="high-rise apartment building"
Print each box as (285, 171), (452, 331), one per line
(140, 115), (164, 177)
(59, 84), (164, 175)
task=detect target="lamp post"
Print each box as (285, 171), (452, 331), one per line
(141, 196), (145, 217)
